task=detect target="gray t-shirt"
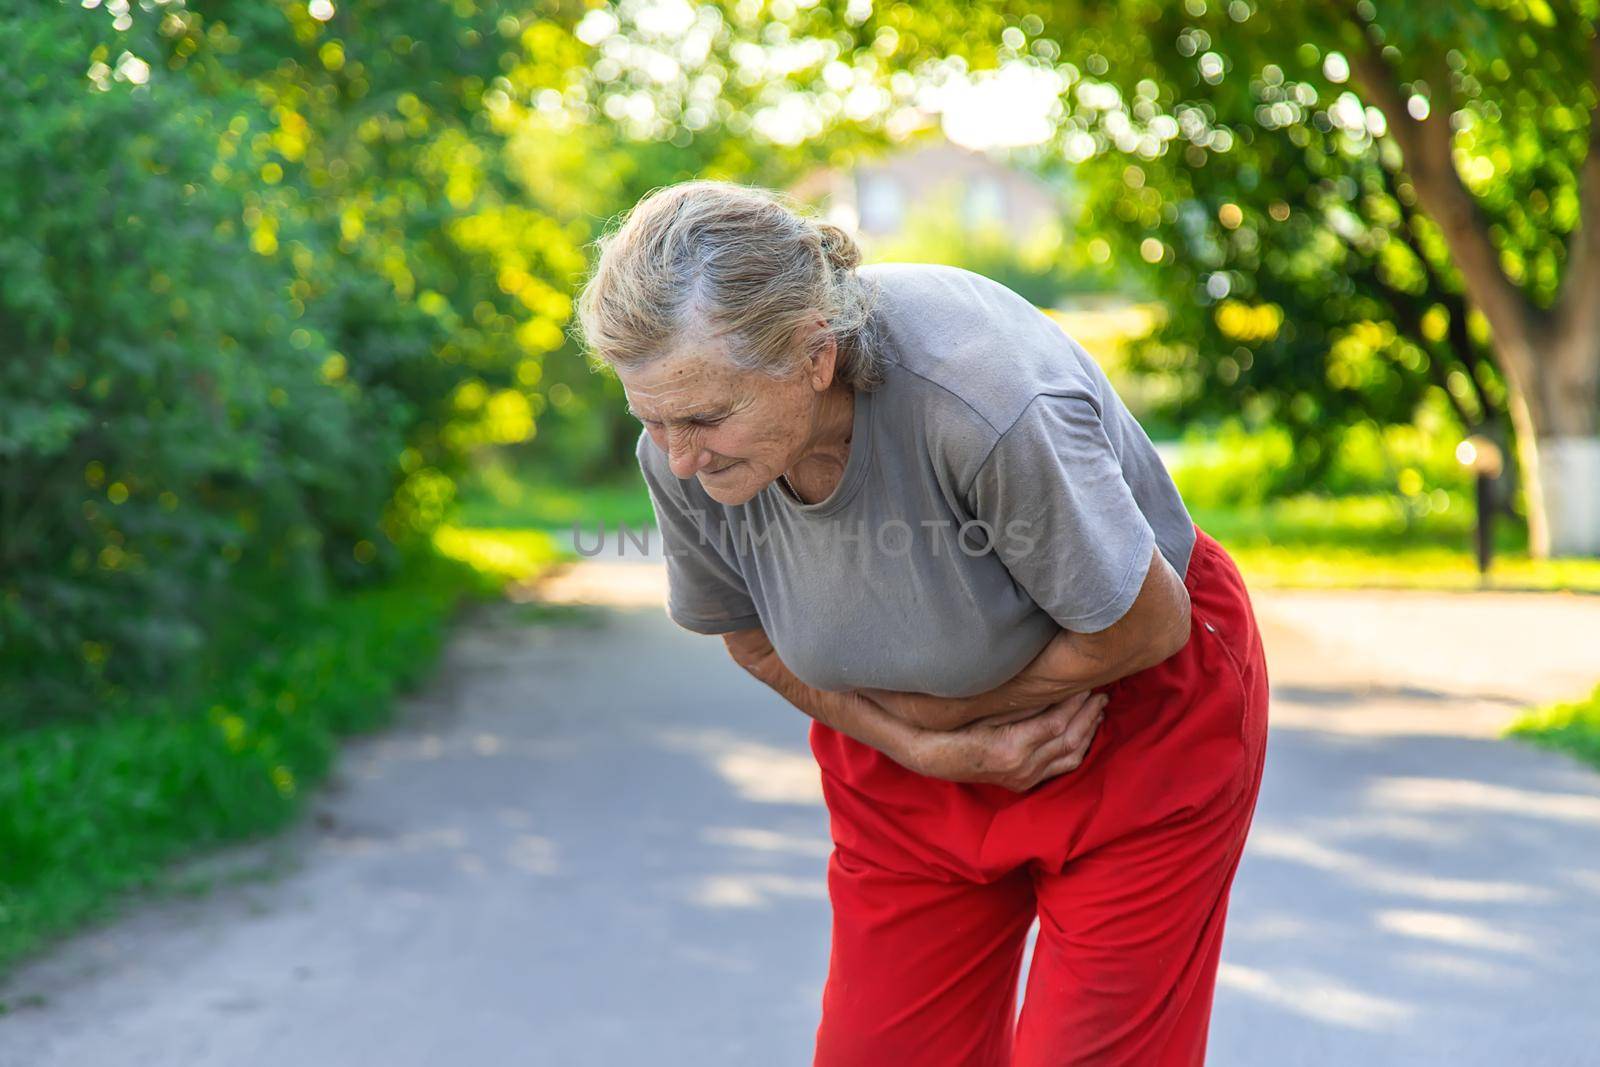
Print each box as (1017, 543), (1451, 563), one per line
(636, 262), (1196, 698)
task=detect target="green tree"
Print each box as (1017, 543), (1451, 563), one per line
(679, 0), (1600, 555)
(1011, 1), (1595, 553)
(168, 0), (593, 554)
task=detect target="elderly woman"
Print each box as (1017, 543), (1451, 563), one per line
(575, 180), (1269, 1067)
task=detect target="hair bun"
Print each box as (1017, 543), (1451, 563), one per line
(816, 221), (862, 272)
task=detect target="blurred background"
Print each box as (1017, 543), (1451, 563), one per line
(3, 1), (1600, 1063)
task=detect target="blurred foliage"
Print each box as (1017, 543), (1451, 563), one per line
(453, 452), (657, 532)
(1190, 494), (1600, 592)
(0, 0), (588, 718)
(1, 0), (1019, 719)
(865, 182), (1122, 306)
(1171, 398), (1471, 509)
(1043, 2), (1526, 492)
(1038, 1), (1588, 499)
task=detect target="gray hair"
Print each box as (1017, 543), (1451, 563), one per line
(572, 179), (887, 391)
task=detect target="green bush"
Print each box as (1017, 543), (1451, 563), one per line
(0, 10), (378, 718)
(1171, 416), (1473, 510)
(0, 4), (585, 720)
(1170, 422), (1298, 508)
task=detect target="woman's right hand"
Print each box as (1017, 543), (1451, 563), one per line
(900, 689), (1109, 792)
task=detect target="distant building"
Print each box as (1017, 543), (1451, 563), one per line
(787, 138), (1065, 247)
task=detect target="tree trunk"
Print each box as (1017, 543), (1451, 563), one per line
(1536, 437), (1600, 555)
(1353, 40), (1600, 558)
(1534, 327), (1600, 554)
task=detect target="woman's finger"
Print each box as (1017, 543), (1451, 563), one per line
(1005, 705), (1102, 786)
(974, 693), (1106, 785)
(1063, 696), (1107, 745)
(1025, 722), (1105, 788)
(1029, 706), (1103, 771)
(1002, 699), (1087, 750)
(1048, 692), (1107, 743)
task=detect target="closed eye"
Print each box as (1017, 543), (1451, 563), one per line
(631, 411), (727, 428)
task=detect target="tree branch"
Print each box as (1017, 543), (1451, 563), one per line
(1322, 149), (1505, 429)
(1553, 32), (1600, 353)
(1369, 266), (1481, 429)
(1378, 164), (1505, 422)
(1347, 28), (1543, 365)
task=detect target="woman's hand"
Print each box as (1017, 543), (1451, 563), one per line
(722, 622), (1105, 792)
(897, 689), (1109, 792)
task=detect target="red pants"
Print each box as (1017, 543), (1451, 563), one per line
(808, 525), (1269, 1066)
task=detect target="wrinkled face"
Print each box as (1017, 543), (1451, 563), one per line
(619, 329), (827, 507)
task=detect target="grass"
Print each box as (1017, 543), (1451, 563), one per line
(1190, 495), (1600, 593)
(0, 526), (567, 982)
(432, 523), (573, 578)
(1507, 684), (1600, 773)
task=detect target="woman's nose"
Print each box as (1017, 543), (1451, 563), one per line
(666, 428), (709, 477)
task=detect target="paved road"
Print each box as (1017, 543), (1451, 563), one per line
(3, 548), (1599, 1066)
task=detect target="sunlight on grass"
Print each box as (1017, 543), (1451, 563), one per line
(1192, 496), (1600, 592)
(431, 524), (569, 587)
(1223, 547), (1600, 592)
(452, 455), (655, 532)
(1508, 684), (1600, 772)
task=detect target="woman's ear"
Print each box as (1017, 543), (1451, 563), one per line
(799, 315), (839, 392)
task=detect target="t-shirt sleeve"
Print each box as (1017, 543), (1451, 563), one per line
(966, 394), (1157, 634)
(635, 432), (762, 635)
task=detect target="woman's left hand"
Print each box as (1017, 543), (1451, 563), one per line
(898, 689), (1109, 792)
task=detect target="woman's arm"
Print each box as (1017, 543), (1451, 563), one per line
(857, 543), (1191, 732)
(721, 626), (1108, 792)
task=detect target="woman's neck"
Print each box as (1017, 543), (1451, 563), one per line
(782, 385), (854, 503)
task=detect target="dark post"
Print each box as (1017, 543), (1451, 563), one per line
(1456, 435), (1505, 582)
(1474, 469), (1494, 576)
